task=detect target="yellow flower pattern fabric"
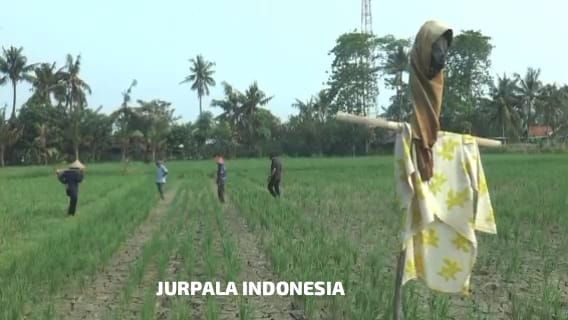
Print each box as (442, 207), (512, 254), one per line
(394, 123), (497, 294)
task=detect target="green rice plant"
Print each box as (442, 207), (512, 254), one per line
(1, 155), (568, 319)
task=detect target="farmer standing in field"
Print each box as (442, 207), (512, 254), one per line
(267, 153), (282, 198)
(56, 160), (85, 216)
(155, 160), (168, 200)
(215, 155), (227, 203)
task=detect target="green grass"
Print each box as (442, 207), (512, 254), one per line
(0, 155), (567, 319)
(0, 162), (179, 318)
(211, 154), (568, 319)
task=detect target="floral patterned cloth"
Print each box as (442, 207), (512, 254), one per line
(395, 123), (497, 294)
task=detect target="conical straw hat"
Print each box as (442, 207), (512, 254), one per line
(69, 160), (85, 169)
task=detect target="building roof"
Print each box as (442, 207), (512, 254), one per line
(528, 125), (553, 137)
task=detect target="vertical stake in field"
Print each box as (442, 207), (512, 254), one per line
(393, 250), (405, 319)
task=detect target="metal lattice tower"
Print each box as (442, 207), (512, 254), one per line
(360, 0), (376, 116)
(361, 0), (373, 34)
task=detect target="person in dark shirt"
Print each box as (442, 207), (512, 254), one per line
(215, 155), (227, 203)
(56, 160), (85, 216)
(267, 154), (282, 198)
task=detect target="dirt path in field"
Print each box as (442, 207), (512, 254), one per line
(54, 185), (178, 320)
(119, 218), (184, 320)
(153, 248), (186, 319)
(187, 210), (234, 319)
(211, 181), (305, 320)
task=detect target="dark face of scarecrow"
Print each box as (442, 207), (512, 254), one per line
(429, 33), (451, 79)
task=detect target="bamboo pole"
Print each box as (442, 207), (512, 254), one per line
(393, 250), (406, 320)
(334, 111), (502, 320)
(335, 112), (503, 148)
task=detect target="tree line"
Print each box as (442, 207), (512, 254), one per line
(1, 29), (567, 166)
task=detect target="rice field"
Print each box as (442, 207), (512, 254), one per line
(0, 154), (567, 319)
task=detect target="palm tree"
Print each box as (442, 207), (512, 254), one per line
(559, 86), (568, 134)
(136, 99), (175, 161)
(239, 82), (273, 152)
(0, 46), (36, 119)
(292, 91), (331, 124)
(240, 82), (273, 117)
(58, 54), (91, 112)
(0, 107), (23, 167)
(193, 111), (214, 148)
(34, 123), (50, 165)
(211, 81), (243, 132)
(516, 68), (542, 138)
(536, 84), (568, 133)
(28, 62), (60, 106)
(58, 54), (91, 160)
(112, 80), (138, 161)
(382, 44), (410, 121)
(180, 55), (216, 115)
(122, 79), (137, 107)
(313, 89), (331, 123)
(487, 74), (521, 140)
(292, 98), (315, 123)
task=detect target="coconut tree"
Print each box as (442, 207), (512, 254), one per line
(240, 82), (273, 117)
(211, 82), (242, 130)
(180, 55), (216, 115)
(135, 99), (175, 161)
(516, 67), (542, 138)
(58, 54), (91, 160)
(313, 89), (332, 123)
(487, 73), (521, 140)
(0, 46), (36, 119)
(238, 82), (273, 154)
(58, 54), (91, 112)
(536, 84), (568, 134)
(0, 107), (23, 167)
(292, 98), (316, 123)
(28, 62), (60, 106)
(111, 79), (138, 161)
(382, 44), (410, 121)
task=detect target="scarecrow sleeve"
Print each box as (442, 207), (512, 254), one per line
(394, 123), (419, 245)
(464, 138), (497, 234)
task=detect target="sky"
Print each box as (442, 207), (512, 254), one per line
(1, 0), (566, 123)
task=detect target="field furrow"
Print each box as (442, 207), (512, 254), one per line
(210, 179), (305, 320)
(54, 183), (180, 319)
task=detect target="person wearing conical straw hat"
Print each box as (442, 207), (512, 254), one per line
(55, 160), (85, 216)
(215, 155), (227, 203)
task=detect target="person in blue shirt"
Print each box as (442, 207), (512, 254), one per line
(155, 160), (168, 200)
(215, 155), (227, 203)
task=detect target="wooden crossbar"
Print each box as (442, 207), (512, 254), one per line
(335, 112), (502, 148)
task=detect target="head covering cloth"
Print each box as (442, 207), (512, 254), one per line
(409, 20), (453, 181)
